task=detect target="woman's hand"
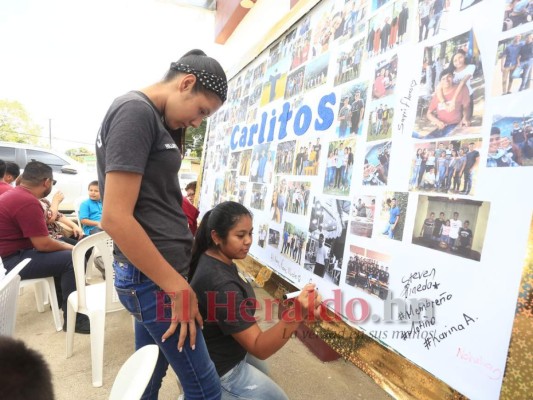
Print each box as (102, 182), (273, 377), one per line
(161, 283), (203, 351)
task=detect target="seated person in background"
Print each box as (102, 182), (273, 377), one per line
(182, 181), (199, 234)
(79, 180), (102, 235)
(187, 201), (322, 400)
(0, 336), (55, 400)
(0, 161), (90, 333)
(41, 190), (84, 245)
(3, 161), (21, 184)
(0, 160), (12, 195)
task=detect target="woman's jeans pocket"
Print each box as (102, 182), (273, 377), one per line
(115, 287), (143, 321)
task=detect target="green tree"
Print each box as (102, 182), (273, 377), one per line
(65, 147), (95, 163)
(185, 119), (206, 159)
(0, 100), (42, 144)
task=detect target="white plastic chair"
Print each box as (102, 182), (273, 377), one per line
(0, 256), (62, 332)
(66, 231), (125, 387)
(108, 344), (159, 400)
(19, 276), (63, 332)
(74, 195), (104, 282)
(0, 258), (31, 336)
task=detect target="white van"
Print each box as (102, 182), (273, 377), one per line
(0, 141), (96, 213)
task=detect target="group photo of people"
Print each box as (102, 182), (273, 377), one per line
(293, 138), (323, 176)
(249, 145), (275, 184)
(333, 37), (367, 86)
(279, 180), (311, 217)
(303, 53), (329, 92)
(336, 81), (368, 137)
(488, 109), (533, 167)
(274, 140), (296, 175)
(414, 30), (486, 139)
(367, 97), (394, 141)
(284, 66), (305, 99)
(412, 195), (490, 261)
(350, 194), (376, 238)
(409, 139), (481, 196)
(345, 245), (391, 300)
(323, 138), (356, 195)
(280, 222), (307, 265)
(363, 141), (391, 186)
(250, 182), (268, 211)
(377, 191), (408, 241)
(367, 1), (411, 58)
(305, 197), (349, 286)
(417, 0), (450, 43)
(493, 31), (532, 96)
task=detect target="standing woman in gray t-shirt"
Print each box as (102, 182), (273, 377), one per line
(96, 49), (227, 400)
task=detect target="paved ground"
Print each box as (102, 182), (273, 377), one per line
(14, 284), (392, 400)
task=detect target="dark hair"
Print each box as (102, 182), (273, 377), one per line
(164, 49), (227, 102)
(189, 201), (252, 280)
(491, 126), (501, 135)
(439, 67), (454, 80)
(0, 336), (54, 400)
(88, 180), (99, 189)
(0, 159), (5, 178)
(448, 49), (467, 71)
(185, 181), (197, 192)
(21, 161), (52, 186)
(5, 162), (20, 179)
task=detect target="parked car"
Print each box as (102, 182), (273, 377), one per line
(0, 141), (96, 213)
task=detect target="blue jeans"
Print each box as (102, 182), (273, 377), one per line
(220, 353), (288, 400)
(413, 123), (458, 139)
(519, 59), (531, 91)
(383, 223), (395, 239)
(113, 261), (221, 400)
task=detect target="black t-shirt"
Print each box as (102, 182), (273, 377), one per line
(465, 150), (479, 171)
(458, 228), (473, 247)
(190, 254), (257, 376)
(96, 91), (192, 275)
(433, 218), (444, 236)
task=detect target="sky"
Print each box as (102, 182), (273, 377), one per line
(0, 0), (225, 152)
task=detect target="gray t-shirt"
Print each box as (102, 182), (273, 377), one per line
(96, 91), (192, 275)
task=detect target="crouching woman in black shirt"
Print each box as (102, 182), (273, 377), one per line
(189, 201), (321, 399)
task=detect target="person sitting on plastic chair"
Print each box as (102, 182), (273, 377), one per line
(0, 161), (90, 334)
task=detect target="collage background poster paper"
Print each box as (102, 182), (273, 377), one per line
(199, 0), (532, 399)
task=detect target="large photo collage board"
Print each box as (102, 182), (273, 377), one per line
(199, 0), (532, 399)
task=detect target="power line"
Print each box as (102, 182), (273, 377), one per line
(0, 127), (95, 146)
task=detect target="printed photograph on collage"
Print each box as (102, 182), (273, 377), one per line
(409, 138), (481, 196)
(412, 195), (490, 261)
(493, 29), (532, 96)
(413, 30), (485, 140)
(306, 196), (350, 285)
(345, 245), (391, 300)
